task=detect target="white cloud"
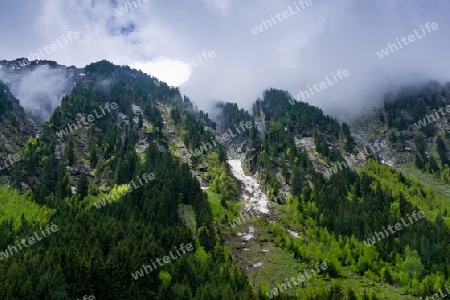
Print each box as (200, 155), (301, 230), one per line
(191, 0), (231, 14)
(133, 59), (191, 86)
(1, 0), (449, 120)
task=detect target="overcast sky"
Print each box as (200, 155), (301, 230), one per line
(1, 0), (449, 119)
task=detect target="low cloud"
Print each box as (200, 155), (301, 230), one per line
(8, 67), (72, 121)
(0, 0), (449, 120)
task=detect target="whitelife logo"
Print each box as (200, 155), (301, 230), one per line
(94, 173), (155, 209)
(27, 31), (80, 61)
(376, 22), (439, 59)
(0, 224), (58, 261)
(228, 209), (259, 228)
(186, 50), (215, 70)
(363, 211), (425, 246)
(250, 0), (313, 35)
(421, 283), (450, 299)
(412, 104), (450, 130)
(56, 102), (118, 139)
(192, 121), (253, 157)
(153, 50), (215, 87)
(76, 296), (95, 300)
(0, 154), (20, 172)
(115, 0), (149, 17)
(324, 139), (390, 178)
(265, 262), (328, 298)
(289, 69), (350, 105)
(131, 243), (194, 280)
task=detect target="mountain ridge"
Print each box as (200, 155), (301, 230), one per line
(0, 58), (449, 298)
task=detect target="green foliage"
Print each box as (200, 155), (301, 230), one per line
(0, 187), (55, 230)
(268, 147), (450, 298)
(216, 102), (253, 137)
(208, 152), (239, 201)
(89, 143), (98, 167)
(76, 172), (89, 199)
(3, 61), (449, 299)
(437, 136), (449, 166)
(0, 143), (254, 298)
(64, 136), (75, 166)
(383, 81), (446, 132)
(0, 62), (257, 298)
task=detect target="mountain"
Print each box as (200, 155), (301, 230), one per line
(0, 58), (82, 123)
(0, 80), (37, 185)
(0, 59), (449, 299)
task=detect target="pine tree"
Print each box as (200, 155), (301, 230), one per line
(77, 172), (89, 199)
(291, 167), (303, 196)
(437, 136), (449, 166)
(347, 288), (357, 300)
(56, 166), (72, 200)
(428, 156), (440, 173)
(89, 144), (98, 167)
(327, 284), (344, 299)
(415, 154), (424, 170)
(114, 158), (123, 184)
(64, 136), (75, 166)
(10, 161), (22, 189)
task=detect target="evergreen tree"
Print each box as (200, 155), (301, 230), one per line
(414, 154), (424, 170)
(89, 144), (98, 167)
(347, 289), (357, 300)
(428, 156), (440, 173)
(64, 136), (75, 166)
(77, 172), (89, 199)
(437, 136), (449, 166)
(327, 284), (345, 299)
(291, 167), (303, 196)
(56, 166), (72, 200)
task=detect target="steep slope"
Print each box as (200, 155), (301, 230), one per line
(2, 58), (450, 298)
(0, 60), (256, 299)
(234, 85), (450, 299)
(0, 80), (37, 184)
(0, 58), (82, 123)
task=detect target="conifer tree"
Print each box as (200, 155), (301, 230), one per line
(64, 136), (75, 166)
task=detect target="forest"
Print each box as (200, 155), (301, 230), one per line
(0, 62), (449, 299)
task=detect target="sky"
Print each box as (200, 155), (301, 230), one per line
(1, 0), (450, 120)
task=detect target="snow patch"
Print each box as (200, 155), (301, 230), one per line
(241, 233), (254, 241)
(287, 229), (300, 238)
(239, 226), (256, 241)
(227, 159), (270, 214)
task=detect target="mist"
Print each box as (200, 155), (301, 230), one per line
(1, 0), (449, 120)
(4, 67), (72, 122)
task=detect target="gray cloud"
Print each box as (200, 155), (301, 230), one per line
(9, 67), (72, 121)
(1, 0), (449, 120)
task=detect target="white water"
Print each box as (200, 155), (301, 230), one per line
(227, 159), (270, 215)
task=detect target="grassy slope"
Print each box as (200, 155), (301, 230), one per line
(273, 197), (419, 299)
(208, 185), (419, 299)
(364, 160), (450, 226)
(0, 187), (56, 230)
(397, 162), (450, 201)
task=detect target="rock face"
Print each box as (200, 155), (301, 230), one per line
(0, 82), (37, 183)
(350, 115), (411, 167)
